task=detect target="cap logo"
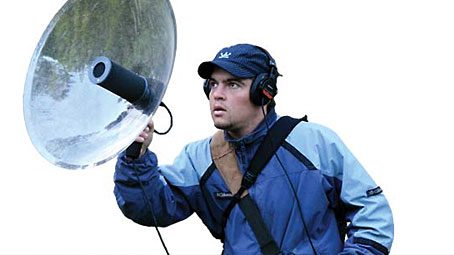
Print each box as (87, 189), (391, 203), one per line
(218, 52), (231, 59)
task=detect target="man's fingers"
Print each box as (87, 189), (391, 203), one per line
(133, 120), (154, 153)
(135, 131), (149, 143)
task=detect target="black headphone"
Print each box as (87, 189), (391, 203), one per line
(203, 46), (279, 106)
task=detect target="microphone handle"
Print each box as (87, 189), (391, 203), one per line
(125, 141), (143, 159)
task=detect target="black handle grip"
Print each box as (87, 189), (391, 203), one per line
(125, 141), (143, 159)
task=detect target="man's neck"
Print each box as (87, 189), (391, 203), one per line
(226, 108), (272, 140)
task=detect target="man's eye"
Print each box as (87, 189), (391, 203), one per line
(209, 80), (218, 88)
(229, 82), (240, 88)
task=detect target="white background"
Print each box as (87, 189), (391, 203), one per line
(1, 0), (453, 254)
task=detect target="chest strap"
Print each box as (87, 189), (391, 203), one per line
(210, 116), (306, 255)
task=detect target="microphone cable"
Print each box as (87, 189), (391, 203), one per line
(154, 102), (173, 135)
(261, 103), (318, 255)
(128, 102), (175, 255)
(131, 161), (170, 255)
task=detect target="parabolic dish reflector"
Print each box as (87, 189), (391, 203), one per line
(23, 0), (177, 169)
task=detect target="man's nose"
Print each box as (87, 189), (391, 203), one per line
(211, 84), (226, 100)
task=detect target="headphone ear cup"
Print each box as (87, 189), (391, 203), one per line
(250, 73), (267, 106)
(250, 73), (277, 106)
(203, 79), (210, 99)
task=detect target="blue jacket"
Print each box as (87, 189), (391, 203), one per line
(114, 110), (394, 254)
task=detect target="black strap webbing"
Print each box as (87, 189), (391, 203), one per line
(235, 115), (306, 255)
(241, 115), (305, 190)
(239, 195), (281, 255)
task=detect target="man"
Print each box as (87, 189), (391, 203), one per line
(114, 43), (394, 254)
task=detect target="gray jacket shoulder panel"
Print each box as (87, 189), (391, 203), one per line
(159, 137), (212, 187)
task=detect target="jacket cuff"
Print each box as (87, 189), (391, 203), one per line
(115, 149), (159, 182)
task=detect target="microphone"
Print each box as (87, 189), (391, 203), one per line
(88, 56), (154, 111)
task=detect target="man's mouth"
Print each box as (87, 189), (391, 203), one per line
(212, 106), (226, 116)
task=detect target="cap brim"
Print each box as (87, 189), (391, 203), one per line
(198, 60), (256, 79)
(198, 62), (217, 79)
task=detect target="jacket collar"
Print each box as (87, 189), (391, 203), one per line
(224, 108), (278, 146)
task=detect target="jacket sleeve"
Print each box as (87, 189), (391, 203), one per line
(289, 122), (394, 255)
(114, 145), (200, 227)
(333, 134), (394, 255)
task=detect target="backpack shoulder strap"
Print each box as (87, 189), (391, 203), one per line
(210, 130), (244, 195)
(240, 115), (306, 192)
(236, 115), (305, 255)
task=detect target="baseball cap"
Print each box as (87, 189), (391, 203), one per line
(198, 43), (276, 79)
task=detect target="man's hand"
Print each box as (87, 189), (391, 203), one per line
(136, 120), (154, 157)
